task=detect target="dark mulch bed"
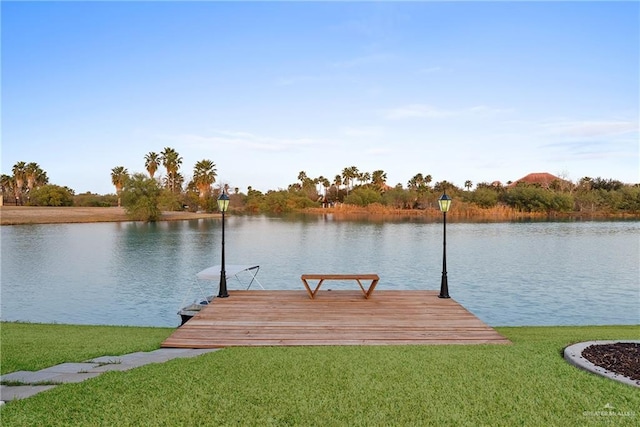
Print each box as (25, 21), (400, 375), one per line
(582, 342), (640, 383)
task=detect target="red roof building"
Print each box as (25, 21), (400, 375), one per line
(509, 172), (569, 189)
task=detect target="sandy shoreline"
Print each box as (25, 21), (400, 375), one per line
(0, 206), (220, 225)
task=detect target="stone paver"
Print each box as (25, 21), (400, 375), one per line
(1, 369), (102, 385)
(39, 363), (100, 375)
(0, 348), (219, 403)
(1, 385), (56, 401)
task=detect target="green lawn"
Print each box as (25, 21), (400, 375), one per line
(1, 322), (638, 426)
(0, 322), (174, 375)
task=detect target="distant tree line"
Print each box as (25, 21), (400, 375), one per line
(3, 157), (639, 220)
(109, 147), (221, 220)
(0, 161), (73, 206)
(239, 170), (640, 216)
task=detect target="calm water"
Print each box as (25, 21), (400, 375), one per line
(1, 215), (638, 327)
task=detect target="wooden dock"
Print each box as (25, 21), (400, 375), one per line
(162, 290), (510, 347)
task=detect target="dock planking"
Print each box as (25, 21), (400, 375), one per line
(162, 290), (510, 348)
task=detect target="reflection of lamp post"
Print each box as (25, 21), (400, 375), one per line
(438, 192), (452, 299)
(217, 192), (230, 298)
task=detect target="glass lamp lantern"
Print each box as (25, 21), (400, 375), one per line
(217, 193), (230, 212)
(438, 193), (452, 213)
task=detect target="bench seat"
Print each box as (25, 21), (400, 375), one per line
(300, 274), (380, 299)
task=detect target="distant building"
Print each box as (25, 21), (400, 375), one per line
(509, 172), (571, 189)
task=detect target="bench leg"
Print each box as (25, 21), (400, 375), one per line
(301, 278), (326, 299)
(301, 278), (314, 299)
(312, 279), (325, 298)
(355, 279), (367, 297)
(365, 279), (379, 298)
(356, 278), (379, 299)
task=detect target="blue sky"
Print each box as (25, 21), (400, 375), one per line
(2, 1), (638, 195)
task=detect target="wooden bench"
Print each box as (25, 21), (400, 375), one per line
(300, 274), (380, 299)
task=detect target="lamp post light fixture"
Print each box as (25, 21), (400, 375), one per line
(438, 192), (452, 299)
(217, 192), (230, 298)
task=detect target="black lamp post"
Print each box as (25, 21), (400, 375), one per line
(217, 192), (230, 298)
(438, 192), (452, 299)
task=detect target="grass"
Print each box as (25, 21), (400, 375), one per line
(0, 322), (174, 374)
(1, 322), (638, 425)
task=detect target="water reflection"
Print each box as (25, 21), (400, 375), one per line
(1, 217), (638, 327)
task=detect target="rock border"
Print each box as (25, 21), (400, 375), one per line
(564, 340), (640, 388)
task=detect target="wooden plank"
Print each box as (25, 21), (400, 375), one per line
(162, 291), (510, 348)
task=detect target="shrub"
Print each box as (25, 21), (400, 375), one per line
(344, 187), (382, 207)
(73, 192), (117, 207)
(121, 173), (161, 221)
(157, 189), (183, 212)
(471, 188), (499, 208)
(28, 185), (74, 206)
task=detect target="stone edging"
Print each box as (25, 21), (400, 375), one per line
(563, 340), (639, 388)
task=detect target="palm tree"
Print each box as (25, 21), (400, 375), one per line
(25, 163), (38, 192)
(371, 170), (387, 191)
(342, 166), (359, 194)
(163, 171), (185, 193)
(192, 159), (217, 199)
(434, 180), (451, 193)
(321, 177), (331, 202)
(350, 166), (360, 188)
(160, 147), (183, 192)
(360, 171), (371, 186)
(12, 162), (26, 188)
(315, 176), (330, 199)
(1, 174), (15, 206)
(12, 162), (26, 204)
(408, 173), (431, 208)
(331, 175), (338, 188)
(465, 180), (473, 191)
(288, 182), (302, 192)
(144, 152), (161, 179)
(297, 171), (308, 186)
(173, 168), (184, 193)
(111, 166), (129, 207)
(24, 162), (47, 203)
(35, 167), (48, 188)
(295, 171), (314, 190)
(315, 175), (324, 195)
(408, 173), (424, 190)
(25, 162), (47, 193)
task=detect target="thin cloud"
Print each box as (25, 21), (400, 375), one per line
(543, 140), (610, 154)
(541, 120), (638, 138)
(540, 137), (638, 163)
(384, 104), (454, 120)
(468, 105), (513, 115)
(333, 3), (408, 39)
(171, 130), (318, 152)
(342, 126), (385, 138)
(383, 104), (510, 120)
